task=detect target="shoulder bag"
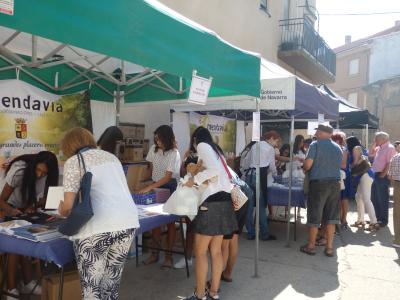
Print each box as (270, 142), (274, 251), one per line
(58, 150), (94, 236)
(220, 155), (248, 211)
(351, 156), (371, 177)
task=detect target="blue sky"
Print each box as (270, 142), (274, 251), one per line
(317, 0), (400, 48)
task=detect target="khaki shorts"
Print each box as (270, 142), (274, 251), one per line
(307, 180), (340, 227)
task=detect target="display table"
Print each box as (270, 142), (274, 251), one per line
(0, 234), (73, 300)
(267, 185), (306, 208)
(0, 204), (187, 300)
(134, 204), (189, 278)
(267, 185), (307, 241)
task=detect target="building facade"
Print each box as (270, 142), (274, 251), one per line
(364, 30), (400, 140)
(330, 21), (400, 141)
(159, 0), (335, 84)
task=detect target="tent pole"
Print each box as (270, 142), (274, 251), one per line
(286, 116), (295, 246)
(365, 124), (369, 148)
(31, 35), (38, 64)
(254, 98), (260, 278)
(116, 85), (121, 126)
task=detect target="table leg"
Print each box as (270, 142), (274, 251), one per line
(0, 254), (8, 298)
(58, 267), (64, 300)
(179, 219), (190, 278)
(294, 206), (297, 242)
(135, 235), (139, 267)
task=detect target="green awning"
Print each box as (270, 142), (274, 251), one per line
(0, 0), (260, 97)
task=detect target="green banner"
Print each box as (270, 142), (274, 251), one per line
(0, 80), (92, 162)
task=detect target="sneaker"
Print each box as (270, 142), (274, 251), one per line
(184, 292), (207, 300)
(174, 257), (193, 269)
(6, 288), (19, 300)
(207, 292), (220, 300)
(20, 280), (42, 295)
(392, 243), (400, 248)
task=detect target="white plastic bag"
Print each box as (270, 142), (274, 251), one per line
(163, 184), (200, 220)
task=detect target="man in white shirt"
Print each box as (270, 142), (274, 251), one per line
(244, 131), (279, 241)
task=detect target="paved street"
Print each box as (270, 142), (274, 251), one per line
(120, 200), (400, 300)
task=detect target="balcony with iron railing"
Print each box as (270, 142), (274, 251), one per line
(278, 18), (336, 83)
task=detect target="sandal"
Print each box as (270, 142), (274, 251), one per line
(161, 254), (173, 269)
(315, 236), (327, 247)
(365, 223), (380, 232)
(350, 221), (365, 229)
(221, 272), (233, 283)
(324, 248), (334, 257)
(300, 244), (316, 256)
(142, 253), (159, 265)
(206, 281), (220, 293)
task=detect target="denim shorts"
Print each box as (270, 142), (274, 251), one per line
(307, 180), (340, 227)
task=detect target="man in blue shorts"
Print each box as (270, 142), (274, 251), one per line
(301, 124), (343, 257)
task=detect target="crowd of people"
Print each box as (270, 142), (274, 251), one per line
(0, 123), (399, 300)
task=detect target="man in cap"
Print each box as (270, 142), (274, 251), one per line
(301, 124), (343, 257)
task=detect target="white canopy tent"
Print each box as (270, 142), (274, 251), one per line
(171, 58), (339, 273)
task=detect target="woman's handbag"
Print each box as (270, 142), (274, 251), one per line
(58, 151), (94, 236)
(351, 156), (371, 177)
(220, 155), (248, 211)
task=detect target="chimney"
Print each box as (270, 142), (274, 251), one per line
(345, 35), (352, 44)
(396, 20), (400, 27)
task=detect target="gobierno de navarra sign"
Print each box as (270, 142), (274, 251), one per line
(259, 77), (295, 110)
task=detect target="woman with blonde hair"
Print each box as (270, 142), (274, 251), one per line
(58, 127), (139, 299)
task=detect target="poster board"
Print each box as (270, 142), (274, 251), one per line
(0, 80), (92, 162)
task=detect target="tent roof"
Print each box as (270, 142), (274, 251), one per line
(320, 85), (379, 129)
(172, 59), (339, 121)
(0, 0), (260, 98)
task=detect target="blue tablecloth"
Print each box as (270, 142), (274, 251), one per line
(0, 206), (179, 267)
(267, 185), (307, 208)
(137, 213), (178, 235)
(0, 234), (74, 267)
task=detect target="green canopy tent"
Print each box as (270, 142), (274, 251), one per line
(0, 0), (260, 108)
(0, 0), (266, 277)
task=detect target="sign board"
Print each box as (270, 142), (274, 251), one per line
(0, 80), (92, 160)
(0, 0), (14, 15)
(188, 73), (212, 105)
(189, 112), (236, 154)
(259, 77), (296, 110)
(318, 113), (325, 124)
(252, 112), (260, 141)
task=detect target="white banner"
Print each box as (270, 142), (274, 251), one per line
(188, 73), (212, 105)
(259, 77), (296, 110)
(252, 112), (260, 142)
(91, 100), (116, 140)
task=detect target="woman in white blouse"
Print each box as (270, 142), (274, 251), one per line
(183, 127), (237, 300)
(139, 125), (181, 269)
(58, 127), (139, 300)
